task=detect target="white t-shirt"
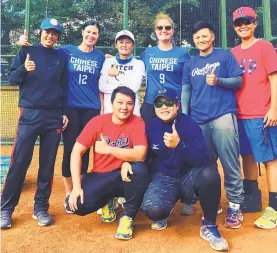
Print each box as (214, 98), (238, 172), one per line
(99, 57), (145, 116)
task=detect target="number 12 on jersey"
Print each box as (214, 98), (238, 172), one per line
(160, 73), (165, 83)
(78, 74), (87, 84)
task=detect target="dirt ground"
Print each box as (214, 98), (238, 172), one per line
(1, 145), (276, 253)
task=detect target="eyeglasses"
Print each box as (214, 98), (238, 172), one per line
(154, 100), (175, 108)
(156, 25), (172, 31)
(234, 19), (255, 27)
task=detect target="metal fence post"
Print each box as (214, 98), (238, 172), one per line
(220, 0), (227, 49)
(24, 0), (31, 39)
(262, 0), (271, 41)
(123, 0), (128, 30)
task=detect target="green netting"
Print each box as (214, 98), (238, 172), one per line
(1, 0), (277, 143)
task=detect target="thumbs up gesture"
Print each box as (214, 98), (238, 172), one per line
(163, 123), (180, 148)
(18, 29), (32, 47)
(24, 54), (36, 72)
(95, 133), (111, 155)
(206, 66), (217, 86)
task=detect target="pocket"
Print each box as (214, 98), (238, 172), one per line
(19, 108), (34, 125)
(231, 114), (238, 137)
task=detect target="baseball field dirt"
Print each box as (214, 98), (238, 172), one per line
(1, 146), (276, 253)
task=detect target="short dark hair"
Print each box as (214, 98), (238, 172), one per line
(192, 20), (214, 34)
(111, 86), (136, 105)
(82, 20), (100, 33)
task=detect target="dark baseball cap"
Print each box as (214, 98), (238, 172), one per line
(40, 18), (62, 33)
(233, 7), (257, 22)
(153, 87), (179, 104)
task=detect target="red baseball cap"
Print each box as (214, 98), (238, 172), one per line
(233, 7), (257, 22)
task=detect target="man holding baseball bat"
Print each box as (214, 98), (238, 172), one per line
(1, 18), (68, 229)
(181, 21), (244, 229)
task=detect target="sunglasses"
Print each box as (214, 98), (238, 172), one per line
(234, 19), (255, 27)
(156, 25), (172, 31)
(154, 99), (175, 108)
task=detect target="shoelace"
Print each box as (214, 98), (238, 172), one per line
(227, 208), (239, 219)
(36, 211), (49, 219)
(260, 209), (274, 221)
(1, 212), (11, 219)
(205, 225), (221, 238)
(107, 200), (114, 214)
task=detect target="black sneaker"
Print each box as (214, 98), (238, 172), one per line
(32, 211), (53, 226)
(64, 195), (74, 214)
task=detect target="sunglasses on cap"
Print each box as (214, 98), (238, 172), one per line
(154, 99), (175, 108)
(234, 19), (256, 27)
(156, 25), (172, 31)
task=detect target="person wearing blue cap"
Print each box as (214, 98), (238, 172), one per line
(1, 18), (68, 229)
(181, 20), (244, 230)
(18, 20), (105, 213)
(140, 87), (229, 252)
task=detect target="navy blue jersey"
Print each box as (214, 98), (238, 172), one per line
(8, 44), (67, 110)
(60, 45), (105, 109)
(140, 46), (190, 104)
(182, 48), (242, 124)
(146, 113), (209, 177)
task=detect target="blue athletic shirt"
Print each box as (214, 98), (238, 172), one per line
(140, 46), (190, 104)
(182, 48), (242, 124)
(59, 45), (105, 109)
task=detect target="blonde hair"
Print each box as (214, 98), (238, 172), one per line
(153, 12), (174, 28)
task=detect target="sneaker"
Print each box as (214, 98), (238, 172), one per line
(64, 195), (74, 214)
(1, 211), (12, 229)
(200, 223), (229, 252)
(115, 216), (133, 240)
(241, 190), (262, 213)
(180, 203), (195, 216)
(217, 205), (223, 215)
(96, 208), (103, 215)
(224, 207), (243, 229)
(151, 218), (167, 230)
(101, 199), (116, 223)
(32, 211), (53, 226)
(254, 207), (277, 229)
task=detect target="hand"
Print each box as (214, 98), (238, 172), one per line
(121, 162), (133, 182)
(62, 115), (69, 130)
(163, 123), (180, 148)
(18, 29), (32, 47)
(95, 133), (111, 154)
(24, 54), (36, 72)
(206, 67), (217, 86)
(69, 187), (84, 212)
(108, 64), (119, 77)
(105, 53), (113, 59)
(264, 107), (277, 127)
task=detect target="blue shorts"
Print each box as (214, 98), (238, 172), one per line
(142, 167), (202, 213)
(238, 118), (277, 162)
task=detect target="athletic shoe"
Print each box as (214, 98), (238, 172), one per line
(241, 190), (262, 213)
(32, 211), (53, 226)
(200, 223), (229, 252)
(96, 208), (103, 215)
(64, 195), (74, 214)
(217, 205), (223, 215)
(224, 207), (243, 229)
(254, 207), (277, 229)
(1, 211), (12, 229)
(101, 199), (116, 223)
(180, 203), (195, 216)
(115, 216), (133, 240)
(151, 218), (167, 230)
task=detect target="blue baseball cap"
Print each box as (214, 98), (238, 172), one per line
(40, 18), (62, 33)
(153, 87), (179, 104)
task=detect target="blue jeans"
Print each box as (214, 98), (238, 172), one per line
(200, 113), (243, 204)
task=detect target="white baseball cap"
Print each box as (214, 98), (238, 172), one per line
(115, 30), (135, 43)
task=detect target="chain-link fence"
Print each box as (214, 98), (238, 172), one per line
(1, 0), (277, 144)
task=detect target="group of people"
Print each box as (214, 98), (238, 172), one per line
(1, 5), (277, 252)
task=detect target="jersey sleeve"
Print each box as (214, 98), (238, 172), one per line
(130, 118), (148, 147)
(182, 60), (192, 86)
(226, 50), (243, 77)
(262, 42), (277, 75)
(76, 116), (99, 148)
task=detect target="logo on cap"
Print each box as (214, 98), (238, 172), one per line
(50, 19), (58, 26)
(238, 8), (244, 16)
